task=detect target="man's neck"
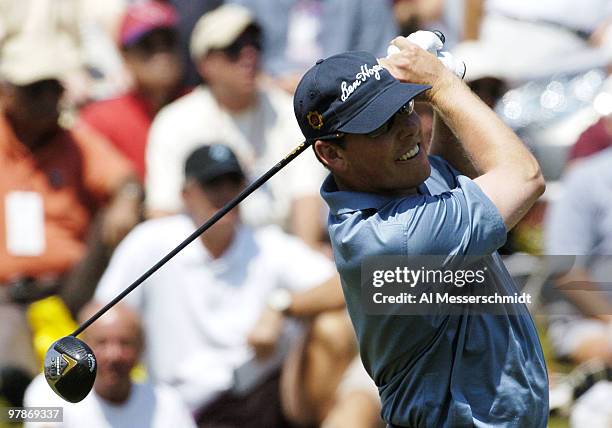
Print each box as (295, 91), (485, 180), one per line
(209, 86), (256, 113)
(96, 382), (132, 405)
(135, 85), (177, 116)
(333, 175), (419, 197)
(199, 224), (237, 259)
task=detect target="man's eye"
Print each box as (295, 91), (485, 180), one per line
(367, 118), (394, 138)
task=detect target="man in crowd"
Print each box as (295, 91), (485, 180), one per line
(78, 0), (186, 181)
(545, 147), (612, 365)
(96, 144), (381, 428)
(24, 301), (196, 427)
(145, 4), (326, 248)
(0, 37), (141, 375)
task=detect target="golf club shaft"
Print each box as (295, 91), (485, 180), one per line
(72, 140), (312, 337)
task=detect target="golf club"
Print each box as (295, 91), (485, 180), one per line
(44, 139), (312, 402)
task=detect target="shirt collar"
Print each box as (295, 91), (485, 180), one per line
(320, 173), (398, 215)
(182, 217), (249, 268)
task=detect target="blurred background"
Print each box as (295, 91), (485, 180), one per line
(1, 0), (611, 427)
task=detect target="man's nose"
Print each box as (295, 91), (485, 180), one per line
(101, 342), (123, 361)
(238, 46), (259, 64)
(397, 114), (420, 138)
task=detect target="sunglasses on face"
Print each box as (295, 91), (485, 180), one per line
(17, 79), (64, 100)
(317, 100), (416, 142)
(128, 29), (178, 56)
(366, 100), (415, 138)
(219, 26), (262, 61)
(198, 172), (244, 189)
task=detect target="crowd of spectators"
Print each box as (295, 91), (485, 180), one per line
(1, 0), (612, 427)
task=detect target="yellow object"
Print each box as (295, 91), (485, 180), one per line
(27, 296), (148, 382)
(131, 363), (148, 383)
(27, 296), (77, 368)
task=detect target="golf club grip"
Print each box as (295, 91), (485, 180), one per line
(71, 140), (312, 337)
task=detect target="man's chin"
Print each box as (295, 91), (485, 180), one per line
(236, 78), (257, 93)
(420, 161), (432, 181)
(402, 159), (431, 190)
(97, 373), (130, 388)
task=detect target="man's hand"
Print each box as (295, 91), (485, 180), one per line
(247, 307), (285, 360)
(100, 180), (142, 247)
(379, 36), (458, 102)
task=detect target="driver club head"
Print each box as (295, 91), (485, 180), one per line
(44, 336), (97, 403)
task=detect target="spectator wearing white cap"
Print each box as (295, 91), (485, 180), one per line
(145, 4), (327, 249)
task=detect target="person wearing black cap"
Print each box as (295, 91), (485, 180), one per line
(293, 38), (549, 427)
(94, 144), (382, 428)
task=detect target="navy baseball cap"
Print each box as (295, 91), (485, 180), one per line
(294, 51), (431, 141)
(184, 144), (245, 184)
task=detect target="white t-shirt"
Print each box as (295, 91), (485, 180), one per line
(145, 85), (326, 228)
(94, 215), (335, 411)
(23, 374), (196, 428)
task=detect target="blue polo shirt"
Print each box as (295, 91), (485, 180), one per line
(321, 156), (548, 427)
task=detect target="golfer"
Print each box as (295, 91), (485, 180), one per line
(292, 37), (549, 427)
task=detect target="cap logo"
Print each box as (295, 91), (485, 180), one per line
(307, 111), (324, 130)
(209, 145), (231, 161)
(340, 64), (384, 102)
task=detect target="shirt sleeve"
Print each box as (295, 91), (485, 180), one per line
(155, 385), (197, 428)
(268, 228), (336, 292)
(398, 175), (507, 257)
(145, 109), (186, 213)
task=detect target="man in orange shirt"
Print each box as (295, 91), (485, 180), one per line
(0, 38), (141, 377)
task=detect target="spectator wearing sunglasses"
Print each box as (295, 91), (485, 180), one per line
(78, 1), (188, 182)
(145, 4), (328, 249)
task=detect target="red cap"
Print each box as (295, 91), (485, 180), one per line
(118, 1), (178, 48)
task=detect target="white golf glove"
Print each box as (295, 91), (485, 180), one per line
(387, 30), (466, 79)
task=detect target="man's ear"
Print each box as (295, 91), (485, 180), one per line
(181, 179), (197, 212)
(0, 81), (14, 109)
(196, 55), (214, 82)
(314, 140), (347, 171)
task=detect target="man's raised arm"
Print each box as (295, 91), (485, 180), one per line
(381, 38), (545, 230)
